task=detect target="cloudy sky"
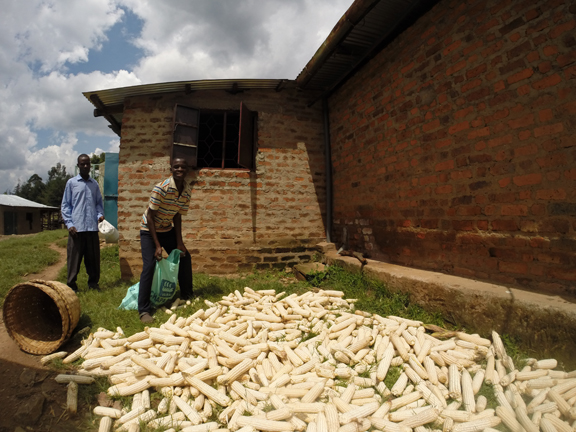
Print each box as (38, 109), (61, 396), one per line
(0, 0), (353, 193)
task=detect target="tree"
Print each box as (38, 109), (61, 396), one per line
(91, 153), (106, 165)
(41, 163), (72, 207)
(15, 174), (45, 203)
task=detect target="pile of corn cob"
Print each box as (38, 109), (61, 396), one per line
(56, 287), (576, 432)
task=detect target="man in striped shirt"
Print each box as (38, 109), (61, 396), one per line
(138, 157), (193, 323)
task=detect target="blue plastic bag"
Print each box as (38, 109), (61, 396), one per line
(118, 249), (181, 310)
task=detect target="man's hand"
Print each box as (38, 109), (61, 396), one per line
(176, 242), (188, 256)
(98, 216), (105, 223)
(154, 246), (163, 261)
(68, 227), (77, 237)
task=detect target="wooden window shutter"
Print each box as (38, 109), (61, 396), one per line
(237, 102), (255, 170)
(172, 104), (199, 168)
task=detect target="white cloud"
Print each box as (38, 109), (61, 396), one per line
(0, 0), (353, 192)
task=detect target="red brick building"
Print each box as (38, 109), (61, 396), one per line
(85, 0), (576, 295)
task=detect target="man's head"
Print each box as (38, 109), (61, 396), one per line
(170, 157), (189, 182)
(77, 154), (91, 179)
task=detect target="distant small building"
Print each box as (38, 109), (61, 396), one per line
(0, 195), (60, 235)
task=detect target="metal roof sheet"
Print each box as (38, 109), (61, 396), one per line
(296, 0), (436, 96)
(0, 195), (59, 210)
(83, 79), (292, 107)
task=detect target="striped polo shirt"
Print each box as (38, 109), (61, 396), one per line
(141, 176), (192, 232)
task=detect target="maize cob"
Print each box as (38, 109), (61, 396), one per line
(475, 395), (487, 413)
(66, 381), (78, 414)
(55, 374), (95, 384)
(131, 354), (168, 378)
(267, 408), (293, 421)
(98, 416), (113, 432)
(539, 418), (558, 432)
(391, 373), (409, 396)
(185, 375), (231, 406)
(448, 364), (462, 401)
(542, 414), (572, 432)
(339, 401), (379, 424)
(219, 358), (254, 385)
(390, 390), (423, 410)
(399, 407), (439, 428)
(94, 406), (123, 418)
(461, 369), (475, 413)
(515, 406), (539, 432)
(301, 380), (326, 403)
(118, 409), (157, 431)
(181, 422), (220, 432)
(173, 395), (203, 424)
(231, 381), (258, 406)
(534, 359), (558, 370)
(546, 389), (571, 418)
(316, 412), (328, 432)
(495, 405), (523, 432)
(236, 416), (295, 431)
(452, 416), (501, 432)
(107, 377), (151, 397)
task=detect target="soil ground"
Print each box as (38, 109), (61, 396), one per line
(0, 243), (94, 432)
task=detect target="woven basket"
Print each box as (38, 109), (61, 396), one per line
(2, 279), (81, 354)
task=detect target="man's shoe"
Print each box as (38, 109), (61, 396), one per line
(89, 284), (101, 291)
(139, 313), (154, 324)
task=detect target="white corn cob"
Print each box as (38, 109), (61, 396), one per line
(515, 406), (539, 432)
(542, 414), (572, 432)
(301, 380), (326, 403)
(66, 381), (78, 414)
(461, 369), (475, 413)
(173, 395), (203, 424)
(448, 364), (462, 401)
(236, 416), (295, 431)
(98, 416), (113, 432)
(399, 407), (439, 428)
(539, 418), (558, 432)
(55, 374), (95, 384)
(325, 402), (340, 432)
(130, 354), (168, 378)
(340, 401), (380, 423)
(185, 375), (231, 406)
(495, 405), (523, 432)
(316, 412), (328, 432)
(180, 422), (219, 432)
(534, 359), (558, 370)
(452, 416), (501, 432)
(471, 369), (484, 394)
(475, 395), (487, 412)
(107, 377), (151, 397)
(391, 373), (409, 396)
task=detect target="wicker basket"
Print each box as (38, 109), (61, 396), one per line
(2, 279), (81, 354)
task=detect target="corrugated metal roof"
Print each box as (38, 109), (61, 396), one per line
(83, 78), (293, 107)
(296, 0), (437, 96)
(83, 79), (293, 136)
(0, 195), (59, 210)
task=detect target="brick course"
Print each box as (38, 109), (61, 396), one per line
(118, 88), (326, 278)
(329, 0), (576, 295)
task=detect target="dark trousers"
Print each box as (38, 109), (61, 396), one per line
(138, 229), (193, 315)
(67, 231), (100, 290)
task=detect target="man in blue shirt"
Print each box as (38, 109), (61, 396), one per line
(61, 154), (105, 291)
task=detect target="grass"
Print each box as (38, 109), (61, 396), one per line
(0, 229), (68, 306)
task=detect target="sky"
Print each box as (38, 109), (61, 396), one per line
(0, 0), (354, 193)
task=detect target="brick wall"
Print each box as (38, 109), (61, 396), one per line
(118, 88), (326, 278)
(329, 0), (576, 295)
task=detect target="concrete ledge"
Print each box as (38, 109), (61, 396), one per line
(321, 246), (576, 366)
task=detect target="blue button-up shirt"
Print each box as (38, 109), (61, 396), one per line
(61, 175), (104, 232)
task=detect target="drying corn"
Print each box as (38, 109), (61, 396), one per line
(59, 288), (576, 432)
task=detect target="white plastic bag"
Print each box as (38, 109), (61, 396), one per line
(98, 219), (119, 243)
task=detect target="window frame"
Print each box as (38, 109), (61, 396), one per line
(171, 102), (256, 171)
